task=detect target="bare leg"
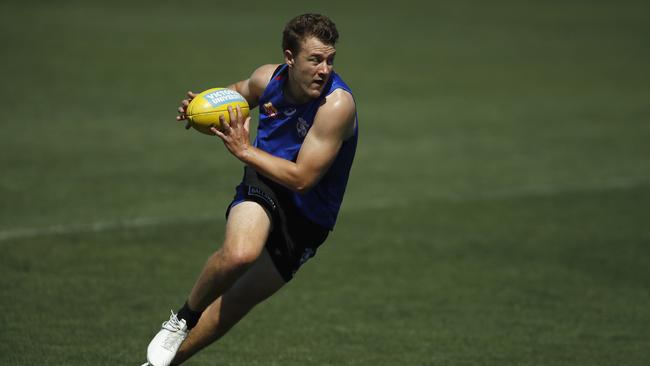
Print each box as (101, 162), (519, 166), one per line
(145, 202), (275, 366)
(172, 247), (286, 364)
(187, 201), (271, 312)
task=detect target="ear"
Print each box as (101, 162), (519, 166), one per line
(284, 49), (295, 68)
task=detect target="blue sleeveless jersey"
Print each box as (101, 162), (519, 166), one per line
(255, 64), (358, 230)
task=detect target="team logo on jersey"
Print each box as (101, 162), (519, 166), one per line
(296, 117), (309, 138)
(284, 107), (296, 116)
(263, 102), (279, 118)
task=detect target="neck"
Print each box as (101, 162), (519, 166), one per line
(284, 72), (310, 105)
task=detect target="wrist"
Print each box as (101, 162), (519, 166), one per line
(235, 144), (255, 163)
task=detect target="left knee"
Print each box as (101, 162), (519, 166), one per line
(222, 245), (259, 271)
(208, 245), (259, 274)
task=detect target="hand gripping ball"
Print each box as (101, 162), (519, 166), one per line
(186, 88), (250, 135)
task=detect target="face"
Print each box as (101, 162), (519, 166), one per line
(285, 36), (336, 102)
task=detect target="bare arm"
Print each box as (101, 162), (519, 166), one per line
(213, 89), (356, 194)
(226, 64), (280, 109)
(176, 64), (279, 125)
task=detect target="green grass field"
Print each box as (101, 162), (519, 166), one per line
(2, 0), (650, 365)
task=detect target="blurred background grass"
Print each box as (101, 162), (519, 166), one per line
(1, 0), (649, 365)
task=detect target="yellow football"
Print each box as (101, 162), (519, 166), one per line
(186, 88), (250, 135)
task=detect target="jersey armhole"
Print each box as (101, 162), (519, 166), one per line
(270, 64), (284, 81)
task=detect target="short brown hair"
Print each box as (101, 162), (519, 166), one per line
(282, 14), (339, 54)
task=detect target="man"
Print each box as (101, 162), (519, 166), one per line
(143, 13), (358, 366)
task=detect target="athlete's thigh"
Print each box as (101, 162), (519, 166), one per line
(223, 200), (272, 258)
(222, 247), (286, 311)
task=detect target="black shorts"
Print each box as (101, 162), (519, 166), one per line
(226, 166), (329, 282)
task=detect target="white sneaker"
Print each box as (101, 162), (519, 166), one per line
(146, 311), (188, 366)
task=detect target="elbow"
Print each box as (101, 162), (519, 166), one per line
(288, 166), (323, 194)
(294, 183), (313, 195)
(293, 178), (316, 195)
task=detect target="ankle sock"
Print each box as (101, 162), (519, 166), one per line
(176, 301), (202, 330)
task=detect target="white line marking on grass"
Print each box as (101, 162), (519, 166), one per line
(1, 177), (647, 242)
(0, 214), (216, 242)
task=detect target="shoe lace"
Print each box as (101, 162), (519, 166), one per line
(159, 311), (187, 351)
(161, 311), (184, 332)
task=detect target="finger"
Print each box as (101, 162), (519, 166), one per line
(226, 106), (236, 128)
(236, 105), (244, 126)
(187, 91), (197, 99)
(182, 99), (190, 107)
(243, 116), (251, 134)
(212, 127), (226, 139)
(178, 106), (185, 114)
(220, 114), (230, 132)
